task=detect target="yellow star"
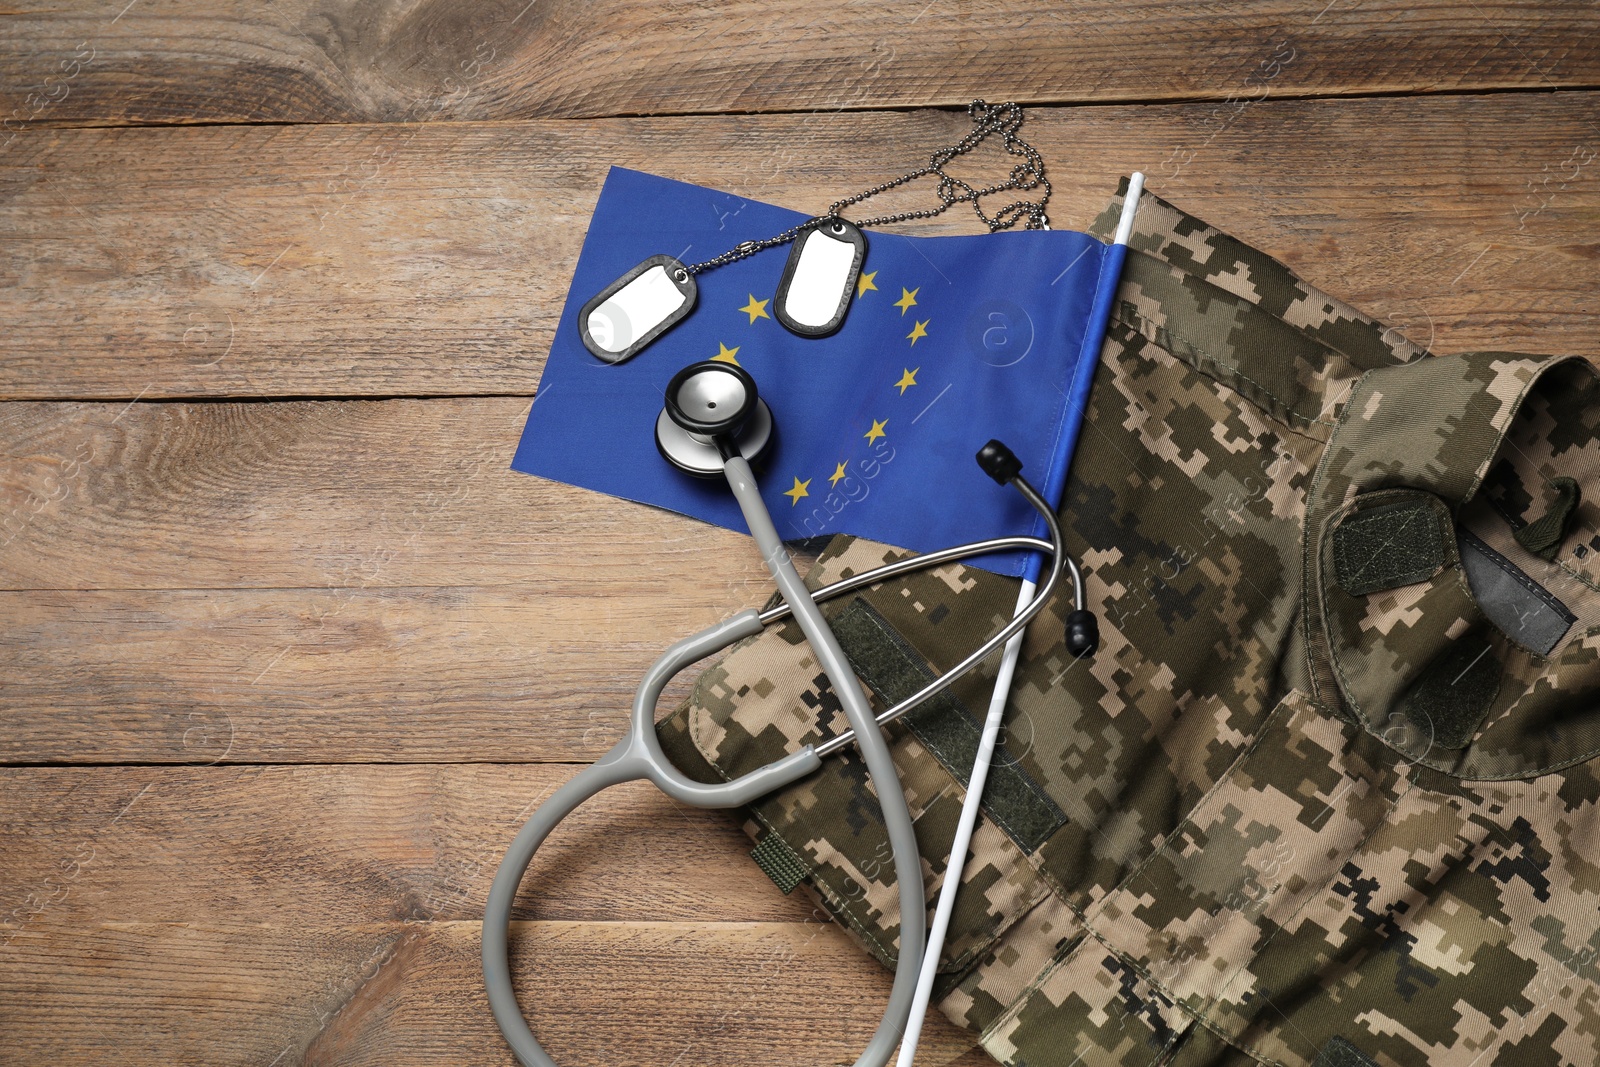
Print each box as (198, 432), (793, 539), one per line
(739, 294), (770, 324)
(864, 419), (888, 444)
(711, 342), (740, 365)
(906, 320), (929, 345)
(894, 287), (919, 315)
(829, 461), (849, 487)
(894, 367), (919, 394)
(784, 476), (811, 505)
(856, 270), (878, 298)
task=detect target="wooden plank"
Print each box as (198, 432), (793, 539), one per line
(0, 397), (773, 591)
(0, 766), (808, 922)
(1, 585), (727, 763)
(0, 919), (993, 1067)
(0, 397), (811, 763)
(3, 94), (1599, 400)
(1, 0), (1597, 127)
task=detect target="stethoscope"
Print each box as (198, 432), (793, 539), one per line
(483, 359), (1095, 1067)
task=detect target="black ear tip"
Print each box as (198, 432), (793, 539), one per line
(976, 440), (1023, 485)
(1065, 609), (1098, 658)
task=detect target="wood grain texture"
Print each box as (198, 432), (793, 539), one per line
(0, 397), (808, 763)
(2, 585), (725, 763)
(0, 920), (992, 1067)
(0, 397), (771, 591)
(0, 766), (810, 923)
(2, 0), (1598, 127)
(3, 94), (1598, 400)
(7, 5), (1600, 1063)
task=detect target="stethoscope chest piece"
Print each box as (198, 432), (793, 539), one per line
(488, 354), (1091, 1067)
(654, 360), (776, 477)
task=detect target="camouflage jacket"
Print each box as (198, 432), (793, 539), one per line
(657, 180), (1600, 1067)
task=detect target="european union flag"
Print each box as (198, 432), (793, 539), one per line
(513, 167), (1121, 576)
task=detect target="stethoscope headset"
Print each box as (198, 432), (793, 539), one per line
(484, 359), (1096, 1067)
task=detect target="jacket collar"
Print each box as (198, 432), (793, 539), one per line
(1305, 351), (1600, 778)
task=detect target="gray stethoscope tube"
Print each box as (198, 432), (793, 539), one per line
(483, 360), (1081, 1067)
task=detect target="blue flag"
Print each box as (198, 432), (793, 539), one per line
(513, 167), (1120, 576)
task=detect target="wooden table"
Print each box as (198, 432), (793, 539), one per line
(2, 3), (1597, 1064)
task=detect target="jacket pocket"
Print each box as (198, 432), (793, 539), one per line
(979, 690), (1414, 1066)
(673, 536), (1054, 978)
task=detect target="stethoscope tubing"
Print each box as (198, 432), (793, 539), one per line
(720, 453), (929, 1067)
(483, 459), (1069, 1067)
(815, 477), (1070, 757)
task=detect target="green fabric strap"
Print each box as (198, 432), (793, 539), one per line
(1333, 498), (1446, 596)
(749, 832), (808, 895)
(1515, 476), (1581, 561)
(1313, 1037), (1379, 1067)
(831, 599), (1067, 854)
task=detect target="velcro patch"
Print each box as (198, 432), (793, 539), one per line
(1397, 630), (1503, 750)
(832, 599), (1067, 854)
(1334, 498), (1446, 596)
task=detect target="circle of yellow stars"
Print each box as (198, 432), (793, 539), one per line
(717, 272), (933, 507)
(722, 267), (932, 507)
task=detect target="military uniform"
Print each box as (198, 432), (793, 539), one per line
(657, 180), (1600, 1067)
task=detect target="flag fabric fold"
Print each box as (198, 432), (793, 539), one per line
(513, 167), (1115, 576)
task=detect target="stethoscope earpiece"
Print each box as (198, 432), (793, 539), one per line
(976, 439), (1024, 485)
(655, 360), (775, 477)
(489, 418), (1098, 1067)
(1064, 609), (1098, 658)
(978, 438), (1098, 658)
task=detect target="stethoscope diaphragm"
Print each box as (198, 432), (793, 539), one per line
(653, 398), (773, 477)
(654, 359), (775, 477)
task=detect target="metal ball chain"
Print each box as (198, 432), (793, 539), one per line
(680, 218), (819, 277)
(681, 100), (1050, 278)
(829, 100), (1051, 232)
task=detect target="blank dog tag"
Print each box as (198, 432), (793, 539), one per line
(579, 255), (697, 364)
(774, 218), (865, 338)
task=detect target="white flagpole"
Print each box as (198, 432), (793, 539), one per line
(894, 173), (1144, 1067)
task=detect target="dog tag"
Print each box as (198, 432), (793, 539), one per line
(774, 218), (866, 338)
(579, 255), (697, 364)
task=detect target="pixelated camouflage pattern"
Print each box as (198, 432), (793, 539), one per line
(1309, 352), (1600, 781)
(656, 178), (1600, 1065)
